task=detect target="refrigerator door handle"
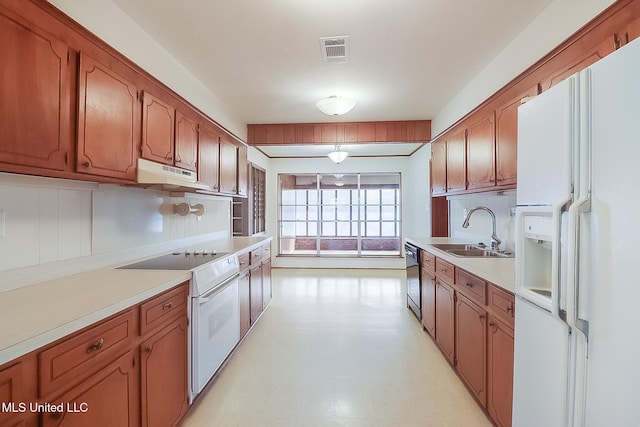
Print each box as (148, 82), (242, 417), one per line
(566, 196), (591, 341)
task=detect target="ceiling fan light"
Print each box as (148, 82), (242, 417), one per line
(316, 96), (356, 116)
(327, 145), (349, 163)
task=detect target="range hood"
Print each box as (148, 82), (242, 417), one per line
(137, 158), (211, 191)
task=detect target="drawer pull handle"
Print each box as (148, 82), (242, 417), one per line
(465, 282), (472, 287)
(506, 304), (514, 315)
(87, 338), (104, 353)
(163, 302), (173, 311)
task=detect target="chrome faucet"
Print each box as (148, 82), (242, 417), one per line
(462, 206), (502, 251)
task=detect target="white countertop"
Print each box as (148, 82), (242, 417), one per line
(0, 236), (272, 366)
(406, 237), (515, 293)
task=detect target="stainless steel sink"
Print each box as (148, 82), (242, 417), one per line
(430, 243), (513, 258)
(448, 249), (512, 258)
(430, 243), (480, 251)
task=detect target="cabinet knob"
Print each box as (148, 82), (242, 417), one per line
(87, 338), (104, 353)
(163, 301), (173, 311)
(145, 345), (153, 354)
(82, 161), (90, 168)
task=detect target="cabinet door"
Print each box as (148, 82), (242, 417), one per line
(0, 10), (72, 171)
(430, 140), (447, 195)
(262, 257), (272, 310)
(435, 280), (455, 365)
(174, 110), (198, 171)
(249, 265), (263, 324)
(455, 293), (487, 407)
(77, 53), (138, 181)
(487, 316), (514, 427)
(141, 319), (189, 427)
(141, 91), (175, 165)
(421, 269), (436, 337)
(466, 112), (495, 190)
(41, 350), (138, 427)
(0, 357), (37, 427)
(446, 130), (466, 193)
(198, 124), (220, 191)
(495, 85), (538, 186)
(219, 138), (238, 194)
(237, 144), (248, 197)
(238, 270), (251, 338)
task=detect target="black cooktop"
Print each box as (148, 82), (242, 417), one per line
(118, 252), (227, 270)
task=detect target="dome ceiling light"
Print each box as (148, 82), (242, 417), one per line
(327, 145), (349, 164)
(316, 96), (356, 116)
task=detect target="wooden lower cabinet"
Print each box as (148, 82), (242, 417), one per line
(41, 350), (139, 427)
(420, 268), (436, 337)
(262, 257), (272, 310)
(434, 280), (455, 365)
(140, 318), (189, 427)
(424, 256), (515, 427)
(487, 315), (515, 427)
(455, 293), (487, 407)
(0, 355), (37, 427)
(238, 269), (251, 338)
(249, 264), (263, 325)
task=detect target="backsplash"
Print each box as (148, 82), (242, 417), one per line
(0, 174), (231, 285)
(448, 190), (516, 254)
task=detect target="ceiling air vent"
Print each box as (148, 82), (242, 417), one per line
(320, 36), (350, 63)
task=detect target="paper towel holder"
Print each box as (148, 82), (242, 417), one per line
(174, 203), (205, 218)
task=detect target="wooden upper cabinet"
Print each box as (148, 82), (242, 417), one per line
(466, 111), (496, 190)
(540, 36), (615, 92)
(237, 144), (248, 197)
(430, 139), (447, 195)
(0, 9), (72, 171)
(141, 91), (175, 165)
(219, 135), (238, 195)
(446, 129), (466, 193)
(495, 85), (539, 187)
(174, 110), (198, 172)
(247, 120), (430, 144)
(198, 124), (220, 191)
(77, 52), (138, 181)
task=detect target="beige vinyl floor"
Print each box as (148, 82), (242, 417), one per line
(181, 268), (493, 427)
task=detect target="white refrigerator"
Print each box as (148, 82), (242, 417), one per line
(513, 36), (640, 427)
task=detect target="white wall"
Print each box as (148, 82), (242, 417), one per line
(432, 0), (616, 136)
(0, 174), (231, 291)
(48, 0), (247, 140)
(405, 144), (432, 238)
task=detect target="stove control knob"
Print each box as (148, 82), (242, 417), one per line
(184, 251), (191, 256)
(202, 250), (210, 256)
(193, 251), (200, 256)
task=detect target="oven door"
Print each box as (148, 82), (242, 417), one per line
(191, 275), (240, 398)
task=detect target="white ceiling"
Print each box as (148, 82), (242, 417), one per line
(111, 0), (554, 156)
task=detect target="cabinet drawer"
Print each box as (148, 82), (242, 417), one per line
(435, 257), (455, 285)
(261, 243), (271, 261)
(140, 283), (188, 336)
(420, 250), (435, 273)
(38, 309), (136, 398)
(238, 252), (250, 271)
(250, 247), (263, 265)
(487, 284), (515, 327)
(456, 269), (487, 305)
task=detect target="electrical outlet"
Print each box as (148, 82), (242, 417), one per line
(510, 207), (517, 217)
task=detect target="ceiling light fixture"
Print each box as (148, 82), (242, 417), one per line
(327, 145), (349, 164)
(316, 96), (356, 116)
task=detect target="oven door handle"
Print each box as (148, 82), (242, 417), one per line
(198, 273), (239, 304)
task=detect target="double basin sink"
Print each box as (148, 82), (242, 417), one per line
(430, 243), (514, 258)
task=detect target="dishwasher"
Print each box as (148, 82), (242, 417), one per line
(405, 243), (421, 320)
